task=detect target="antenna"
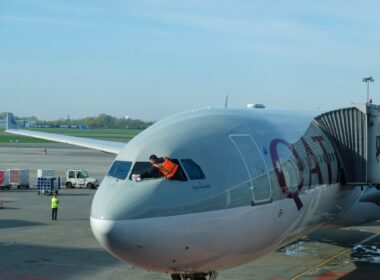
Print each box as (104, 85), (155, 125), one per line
(363, 76), (374, 103)
(224, 95), (229, 108)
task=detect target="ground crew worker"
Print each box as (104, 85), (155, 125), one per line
(51, 193), (59, 220)
(135, 154), (181, 181)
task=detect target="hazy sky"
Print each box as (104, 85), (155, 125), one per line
(1, 1), (380, 121)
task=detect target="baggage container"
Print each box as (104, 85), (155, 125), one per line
(9, 169), (30, 189)
(0, 170), (10, 190)
(37, 177), (61, 195)
(37, 169), (55, 178)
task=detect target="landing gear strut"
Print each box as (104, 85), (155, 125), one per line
(171, 272), (218, 280)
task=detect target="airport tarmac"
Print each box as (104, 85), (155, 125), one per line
(1, 143), (380, 280)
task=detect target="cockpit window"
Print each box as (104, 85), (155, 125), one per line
(107, 160), (132, 180)
(129, 162), (160, 180)
(181, 159), (205, 180)
(129, 159), (188, 181)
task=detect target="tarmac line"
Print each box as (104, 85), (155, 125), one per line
(289, 231), (380, 280)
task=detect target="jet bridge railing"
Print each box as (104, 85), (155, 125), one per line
(314, 106), (367, 185)
(314, 103), (380, 186)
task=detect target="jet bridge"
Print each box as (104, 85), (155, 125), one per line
(314, 103), (380, 186)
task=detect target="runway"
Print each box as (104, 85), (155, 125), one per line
(1, 143), (380, 279)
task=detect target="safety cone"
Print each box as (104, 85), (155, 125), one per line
(0, 200), (4, 209)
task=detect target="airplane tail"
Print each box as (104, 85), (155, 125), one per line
(6, 112), (19, 130)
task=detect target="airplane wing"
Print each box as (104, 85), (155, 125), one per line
(5, 113), (124, 154)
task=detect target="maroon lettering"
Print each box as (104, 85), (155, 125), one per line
(270, 139), (304, 210)
(301, 138), (323, 186)
(312, 136), (332, 185)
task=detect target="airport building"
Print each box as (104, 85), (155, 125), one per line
(0, 116), (36, 129)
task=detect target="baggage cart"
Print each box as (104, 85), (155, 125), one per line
(9, 169), (30, 189)
(0, 170), (10, 190)
(37, 177), (61, 195)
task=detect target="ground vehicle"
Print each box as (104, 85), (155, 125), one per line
(11, 169), (29, 189)
(65, 169), (99, 189)
(1, 169), (29, 189)
(0, 170), (10, 190)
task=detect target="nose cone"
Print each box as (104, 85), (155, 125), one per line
(90, 216), (154, 267)
(90, 177), (158, 267)
(90, 177), (155, 220)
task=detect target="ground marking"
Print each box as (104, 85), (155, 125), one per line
(289, 231), (380, 280)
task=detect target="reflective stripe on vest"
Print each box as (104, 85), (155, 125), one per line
(51, 197), (58, 208)
(154, 158), (178, 179)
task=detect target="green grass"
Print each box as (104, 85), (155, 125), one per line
(0, 128), (142, 143)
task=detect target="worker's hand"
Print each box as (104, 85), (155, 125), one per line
(132, 174), (141, 182)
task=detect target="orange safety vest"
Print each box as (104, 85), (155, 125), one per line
(153, 157), (178, 179)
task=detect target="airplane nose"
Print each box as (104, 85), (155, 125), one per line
(89, 178), (157, 266)
(90, 216), (154, 265)
(90, 217), (115, 249)
(90, 177), (155, 220)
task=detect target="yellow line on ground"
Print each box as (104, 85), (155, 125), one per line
(289, 248), (351, 280)
(289, 231), (380, 280)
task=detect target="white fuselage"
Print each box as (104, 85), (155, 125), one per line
(91, 183), (379, 273)
(89, 108), (380, 275)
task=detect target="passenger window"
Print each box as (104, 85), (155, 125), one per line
(107, 161), (132, 180)
(68, 171), (75, 178)
(181, 159), (205, 180)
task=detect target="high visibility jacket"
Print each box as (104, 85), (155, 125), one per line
(51, 197), (59, 208)
(153, 157), (178, 179)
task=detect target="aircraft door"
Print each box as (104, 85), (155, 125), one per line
(230, 134), (272, 204)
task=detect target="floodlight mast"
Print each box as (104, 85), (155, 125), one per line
(363, 76), (374, 103)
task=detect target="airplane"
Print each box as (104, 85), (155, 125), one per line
(5, 103), (380, 280)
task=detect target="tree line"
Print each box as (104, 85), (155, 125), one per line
(1, 112), (154, 129)
(38, 114), (154, 129)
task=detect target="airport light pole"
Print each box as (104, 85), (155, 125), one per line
(363, 76), (374, 103)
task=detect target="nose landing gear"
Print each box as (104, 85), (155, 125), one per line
(171, 272), (218, 280)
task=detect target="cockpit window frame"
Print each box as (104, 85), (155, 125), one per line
(180, 159), (206, 180)
(128, 161), (161, 180)
(128, 159), (188, 181)
(107, 160), (133, 180)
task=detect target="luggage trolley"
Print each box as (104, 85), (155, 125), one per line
(37, 177), (61, 195)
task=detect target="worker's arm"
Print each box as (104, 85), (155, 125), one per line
(140, 166), (162, 179)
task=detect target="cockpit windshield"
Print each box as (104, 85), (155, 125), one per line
(181, 159), (205, 179)
(129, 159), (187, 181)
(107, 160), (132, 180)
(128, 158), (206, 181)
(129, 162), (159, 180)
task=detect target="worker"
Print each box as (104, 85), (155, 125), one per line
(51, 193), (59, 220)
(133, 154), (181, 181)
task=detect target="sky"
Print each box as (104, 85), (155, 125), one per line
(1, 0), (380, 121)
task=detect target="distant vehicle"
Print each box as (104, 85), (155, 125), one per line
(10, 169), (29, 189)
(0, 170), (10, 190)
(65, 169), (99, 189)
(1, 169), (30, 190)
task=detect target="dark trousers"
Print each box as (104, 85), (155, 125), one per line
(52, 208), (58, 220)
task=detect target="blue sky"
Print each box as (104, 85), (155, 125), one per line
(1, 1), (380, 121)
